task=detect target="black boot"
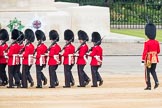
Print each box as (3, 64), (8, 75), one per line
(154, 83), (159, 89)
(30, 81), (34, 87)
(144, 87), (151, 90)
(43, 78), (47, 85)
(99, 80), (103, 86)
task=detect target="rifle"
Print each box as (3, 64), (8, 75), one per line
(18, 36), (25, 45)
(19, 41), (31, 54)
(87, 36), (105, 53)
(0, 39), (8, 46)
(75, 39), (87, 53)
(60, 37), (74, 52)
(5, 34), (22, 52)
(46, 37), (59, 53)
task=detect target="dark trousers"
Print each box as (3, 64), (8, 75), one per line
(36, 65), (46, 87)
(64, 65), (74, 87)
(22, 65), (33, 88)
(0, 64), (8, 83)
(16, 64), (22, 80)
(27, 66), (33, 83)
(49, 65), (58, 87)
(77, 65), (90, 86)
(91, 66), (102, 86)
(146, 63), (159, 87)
(8, 65), (20, 87)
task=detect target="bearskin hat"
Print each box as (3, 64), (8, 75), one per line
(25, 29), (35, 42)
(11, 29), (20, 40)
(49, 30), (59, 42)
(64, 29), (74, 42)
(145, 23), (156, 40)
(0, 29), (9, 41)
(78, 30), (89, 41)
(91, 32), (101, 43)
(35, 30), (46, 41)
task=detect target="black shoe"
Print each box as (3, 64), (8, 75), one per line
(55, 81), (59, 86)
(7, 86), (14, 88)
(77, 85), (85, 87)
(36, 86), (42, 88)
(99, 80), (103, 86)
(154, 83), (159, 89)
(63, 86), (71, 88)
(17, 83), (21, 88)
(71, 81), (75, 86)
(3, 81), (8, 86)
(91, 85), (98, 87)
(30, 82), (34, 87)
(21, 86), (27, 88)
(85, 79), (91, 85)
(43, 78), (47, 85)
(144, 87), (151, 90)
(49, 86), (55, 88)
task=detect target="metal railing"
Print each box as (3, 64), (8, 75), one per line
(55, 0), (162, 29)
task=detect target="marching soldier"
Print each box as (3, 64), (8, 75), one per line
(47, 30), (61, 88)
(142, 22), (160, 90)
(16, 31), (24, 82)
(87, 32), (103, 87)
(35, 30), (47, 88)
(62, 29), (75, 88)
(75, 30), (91, 87)
(6, 29), (21, 88)
(0, 29), (9, 86)
(21, 29), (35, 88)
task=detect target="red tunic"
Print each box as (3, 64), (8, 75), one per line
(142, 39), (160, 63)
(62, 43), (75, 65)
(48, 43), (61, 65)
(76, 44), (88, 65)
(17, 43), (24, 64)
(35, 43), (47, 65)
(22, 43), (35, 65)
(89, 45), (103, 66)
(0, 43), (8, 64)
(7, 43), (20, 66)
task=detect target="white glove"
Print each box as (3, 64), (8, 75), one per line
(86, 53), (90, 56)
(74, 54), (79, 57)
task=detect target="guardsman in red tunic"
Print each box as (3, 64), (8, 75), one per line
(16, 31), (24, 82)
(0, 29), (9, 86)
(47, 30), (61, 88)
(21, 29), (35, 88)
(142, 23), (160, 90)
(75, 30), (90, 87)
(87, 32), (103, 87)
(62, 29), (75, 88)
(35, 30), (47, 88)
(6, 29), (21, 88)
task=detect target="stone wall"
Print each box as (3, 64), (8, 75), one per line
(0, 0), (110, 41)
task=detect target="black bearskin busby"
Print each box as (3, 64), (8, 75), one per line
(35, 30), (46, 41)
(64, 29), (74, 42)
(49, 30), (59, 42)
(11, 29), (20, 40)
(145, 23), (156, 40)
(91, 32), (101, 44)
(25, 29), (35, 42)
(78, 30), (89, 41)
(0, 29), (9, 41)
